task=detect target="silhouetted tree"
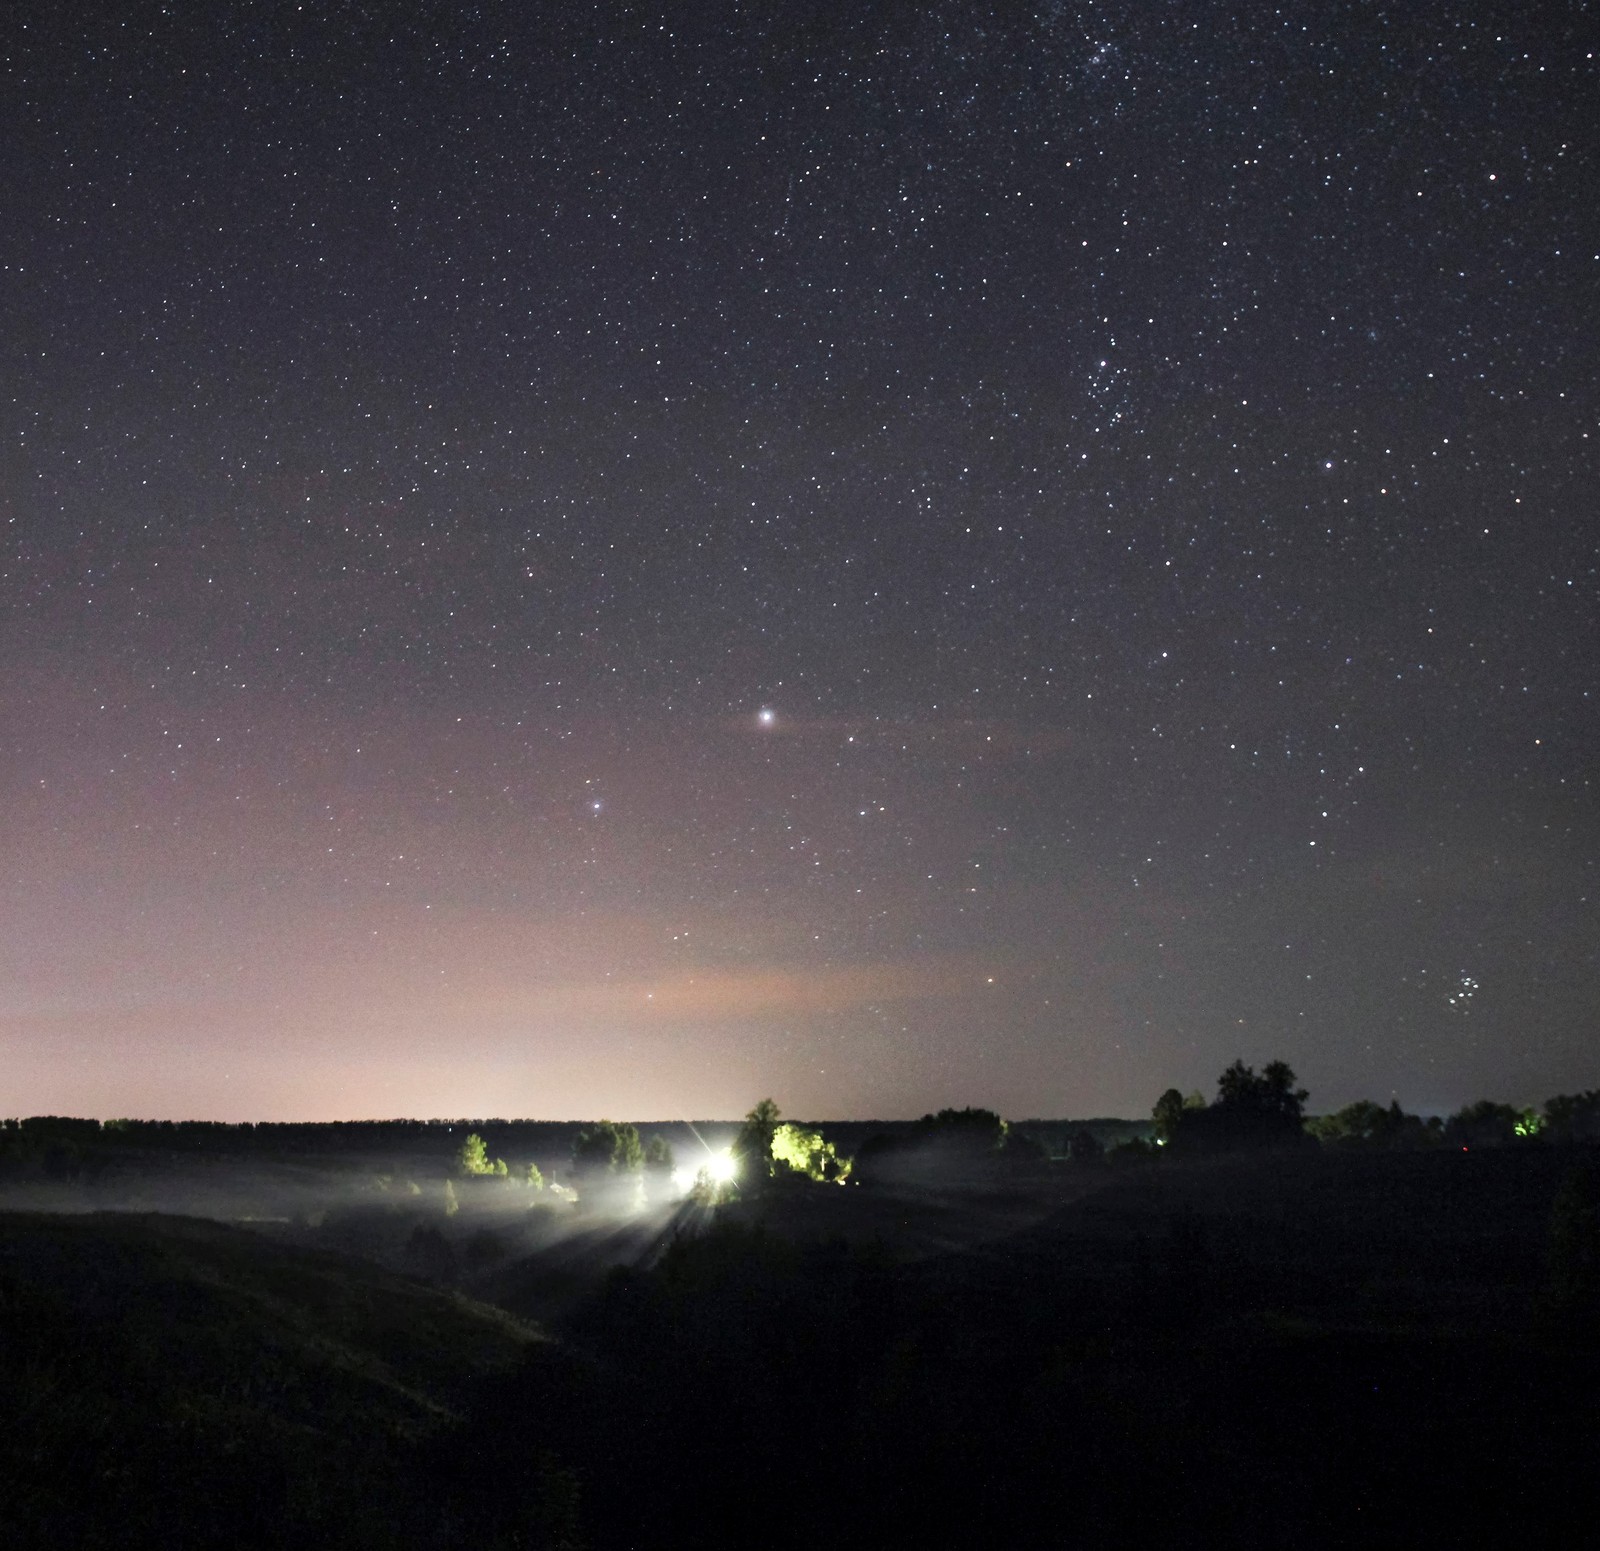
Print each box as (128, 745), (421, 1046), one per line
(1216, 1059), (1308, 1120)
(983, 1127), (1044, 1174)
(1153, 1088), (1207, 1144)
(572, 1120), (645, 1209)
(1167, 1060), (1312, 1153)
(1153, 1088), (1187, 1144)
(852, 1107), (1013, 1185)
(1543, 1090), (1600, 1144)
(573, 1120), (644, 1173)
(1067, 1127), (1104, 1164)
(1307, 1098), (1437, 1150)
(1443, 1100), (1520, 1149)
(914, 1106), (1008, 1156)
(732, 1099), (783, 1184)
(849, 1129), (907, 1184)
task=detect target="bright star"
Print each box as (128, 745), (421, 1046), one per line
(758, 708), (776, 726)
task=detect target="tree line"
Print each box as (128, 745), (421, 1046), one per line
(1144, 1064), (1600, 1156)
(4, 1076), (1598, 1188)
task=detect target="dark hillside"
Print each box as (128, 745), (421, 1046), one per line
(5, 1145), (1598, 1549)
(0, 1212), (577, 1551)
(1013, 1143), (1579, 1319)
(552, 1144), (1600, 1548)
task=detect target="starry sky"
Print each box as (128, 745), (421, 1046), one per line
(3, 1), (1596, 1123)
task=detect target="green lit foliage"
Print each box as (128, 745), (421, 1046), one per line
(456, 1132), (509, 1177)
(771, 1122), (852, 1184)
(464, 1142), (543, 1191)
(1514, 1107), (1544, 1139)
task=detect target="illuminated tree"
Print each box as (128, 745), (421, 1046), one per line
(457, 1132), (509, 1176)
(771, 1121), (851, 1183)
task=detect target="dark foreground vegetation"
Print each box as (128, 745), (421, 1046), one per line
(4, 1073), (1599, 1549)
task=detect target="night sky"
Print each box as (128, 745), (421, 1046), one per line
(3, 2), (1595, 1123)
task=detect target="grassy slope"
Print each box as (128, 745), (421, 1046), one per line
(0, 1211), (553, 1551)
